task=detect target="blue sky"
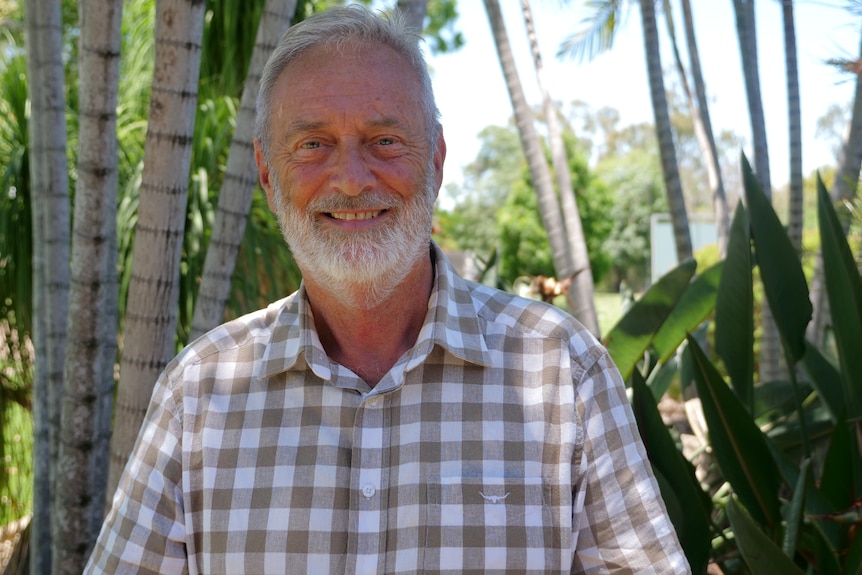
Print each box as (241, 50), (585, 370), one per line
(425, 0), (859, 201)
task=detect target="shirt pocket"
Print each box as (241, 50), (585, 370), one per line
(423, 476), (563, 573)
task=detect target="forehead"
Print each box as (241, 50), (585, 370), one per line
(273, 39), (424, 111)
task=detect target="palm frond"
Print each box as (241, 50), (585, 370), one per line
(557, 0), (628, 63)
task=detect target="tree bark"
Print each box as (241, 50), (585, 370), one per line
(782, 0), (803, 254)
(520, 0), (600, 336)
(639, 0), (692, 263)
(190, 0), (296, 340)
(483, 0), (578, 311)
(733, 0), (772, 197)
(54, 1), (123, 572)
(108, 0), (206, 503)
(679, 0), (730, 257)
(23, 1), (70, 571)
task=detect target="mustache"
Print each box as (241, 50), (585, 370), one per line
(304, 192), (403, 213)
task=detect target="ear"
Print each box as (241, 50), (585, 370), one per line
(432, 128), (447, 199)
(254, 138), (277, 211)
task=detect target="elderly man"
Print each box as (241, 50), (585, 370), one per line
(86, 6), (689, 574)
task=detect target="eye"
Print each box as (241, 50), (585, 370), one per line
(376, 137), (395, 146)
(300, 141), (321, 149)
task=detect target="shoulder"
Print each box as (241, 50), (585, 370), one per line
(165, 294), (297, 376)
(467, 280), (583, 335)
(463, 279), (606, 363)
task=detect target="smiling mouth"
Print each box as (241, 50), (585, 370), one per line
(327, 210), (385, 221)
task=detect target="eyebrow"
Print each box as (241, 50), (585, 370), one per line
(285, 116), (410, 138)
(284, 119), (327, 137)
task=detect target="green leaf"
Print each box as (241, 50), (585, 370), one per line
(763, 401), (834, 454)
(688, 334), (782, 528)
(820, 412), (854, 511)
(812, 530), (845, 575)
(630, 370), (712, 572)
(800, 341), (845, 423)
(741, 154), (811, 365)
(752, 379), (811, 421)
(715, 202), (754, 411)
(726, 497), (806, 575)
(844, 524), (862, 575)
(652, 260), (723, 364)
(765, 439), (844, 559)
(782, 458), (810, 558)
(602, 259), (697, 381)
(817, 175), (862, 421)
(645, 353), (678, 401)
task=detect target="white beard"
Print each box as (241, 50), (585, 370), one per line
(271, 167), (436, 309)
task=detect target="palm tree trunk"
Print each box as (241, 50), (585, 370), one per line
(482, 0), (578, 311)
(830, 53), (862, 205)
(23, 2), (49, 571)
(190, 0), (296, 340)
(679, 0), (730, 257)
(108, 0), (206, 502)
(520, 0), (599, 336)
(733, 0), (783, 382)
(396, 0), (429, 34)
(23, 1), (70, 571)
(54, 1), (123, 572)
(782, 0), (803, 254)
(733, 0), (772, 197)
(808, 24), (862, 346)
(639, 0), (692, 263)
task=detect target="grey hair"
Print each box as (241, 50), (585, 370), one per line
(254, 5), (441, 161)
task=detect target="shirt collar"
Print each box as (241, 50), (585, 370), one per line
(259, 241), (492, 381)
(416, 241), (492, 367)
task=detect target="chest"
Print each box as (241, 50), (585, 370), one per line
(183, 363), (580, 574)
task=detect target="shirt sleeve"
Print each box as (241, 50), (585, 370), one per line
(84, 372), (189, 575)
(570, 350), (691, 574)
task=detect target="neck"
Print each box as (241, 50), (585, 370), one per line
(303, 254), (434, 387)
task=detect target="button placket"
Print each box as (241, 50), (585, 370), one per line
(353, 393), (387, 573)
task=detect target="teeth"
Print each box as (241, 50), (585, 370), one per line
(329, 210), (382, 221)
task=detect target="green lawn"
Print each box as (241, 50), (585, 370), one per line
(594, 291), (626, 336)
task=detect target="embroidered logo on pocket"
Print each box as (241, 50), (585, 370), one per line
(479, 491), (510, 504)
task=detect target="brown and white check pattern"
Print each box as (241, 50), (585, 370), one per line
(86, 243), (689, 574)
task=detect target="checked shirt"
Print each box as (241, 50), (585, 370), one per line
(85, 242), (689, 574)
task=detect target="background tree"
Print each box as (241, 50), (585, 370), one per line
(782, 0), (803, 253)
(638, 0), (692, 263)
(672, 0), (730, 257)
(561, 0), (693, 265)
(484, 0), (600, 331)
(521, 0), (600, 335)
(594, 124), (668, 291)
(54, 0), (123, 572)
(107, 0), (207, 507)
(434, 125), (522, 272)
(189, 0), (297, 340)
(23, 1), (71, 571)
(436, 119), (613, 293)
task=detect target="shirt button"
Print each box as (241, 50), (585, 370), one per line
(367, 397), (379, 407)
(361, 484), (376, 498)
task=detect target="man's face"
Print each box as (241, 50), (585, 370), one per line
(255, 40), (446, 295)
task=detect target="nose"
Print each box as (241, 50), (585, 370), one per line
(330, 141), (374, 196)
